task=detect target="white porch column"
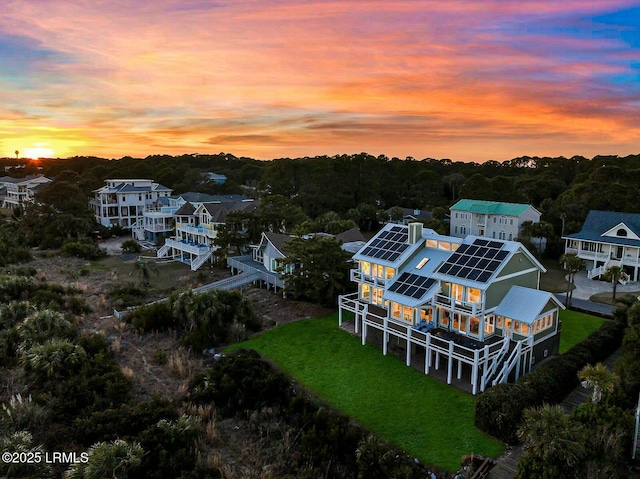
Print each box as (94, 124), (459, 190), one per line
(457, 358), (463, 379)
(472, 349), (480, 395)
(435, 351), (440, 370)
(447, 341), (454, 384)
(425, 335), (431, 374)
(355, 308), (359, 334)
(338, 303), (343, 326)
(362, 320), (367, 345)
(406, 328), (412, 366)
(383, 317), (388, 355)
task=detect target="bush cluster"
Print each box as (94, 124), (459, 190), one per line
(475, 318), (625, 443)
(60, 239), (107, 260)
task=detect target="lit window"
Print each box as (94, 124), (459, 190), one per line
(361, 261), (371, 275)
(361, 284), (370, 300)
(439, 241), (451, 251)
(467, 287), (481, 303)
(403, 306), (413, 322)
(451, 284), (464, 301)
(392, 302), (401, 318)
(385, 267), (395, 280)
(521, 323), (529, 335)
(440, 310), (450, 327)
(416, 258), (429, 269)
(484, 317), (495, 335)
(426, 239), (437, 248)
(421, 309), (433, 321)
(497, 316), (503, 328)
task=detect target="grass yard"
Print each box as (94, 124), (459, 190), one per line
(540, 259), (573, 294)
(558, 309), (606, 353)
(228, 313), (504, 471)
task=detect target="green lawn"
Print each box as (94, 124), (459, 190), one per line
(558, 309), (606, 353)
(228, 313), (504, 471)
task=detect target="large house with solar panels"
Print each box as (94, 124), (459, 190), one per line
(450, 199), (541, 240)
(563, 210), (640, 283)
(338, 222), (563, 395)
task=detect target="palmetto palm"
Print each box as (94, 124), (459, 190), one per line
(559, 253), (583, 308)
(578, 363), (616, 403)
(65, 439), (144, 479)
(133, 258), (158, 287)
(21, 338), (87, 381)
(518, 403), (585, 467)
(603, 265), (629, 300)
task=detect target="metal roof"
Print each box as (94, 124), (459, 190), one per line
(493, 286), (564, 324)
(450, 199), (538, 217)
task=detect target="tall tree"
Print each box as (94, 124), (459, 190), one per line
(559, 253), (583, 308)
(279, 236), (353, 306)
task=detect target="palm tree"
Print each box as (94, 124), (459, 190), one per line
(603, 265), (629, 300)
(559, 253), (583, 308)
(133, 258), (158, 288)
(578, 363), (616, 403)
(518, 403), (585, 468)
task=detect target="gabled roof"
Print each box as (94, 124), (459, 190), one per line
(353, 224), (422, 267)
(451, 199), (539, 217)
(564, 210), (640, 247)
(262, 232), (295, 256)
(174, 201), (196, 216)
(200, 200), (258, 223)
(494, 286), (565, 324)
(335, 227), (366, 243)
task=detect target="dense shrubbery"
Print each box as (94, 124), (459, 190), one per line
(476, 318), (626, 443)
(109, 282), (148, 308)
(0, 276), (90, 314)
(126, 289), (262, 350)
(60, 238), (107, 260)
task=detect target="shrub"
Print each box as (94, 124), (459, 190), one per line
(476, 318), (626, 443)
(61, 239), (107, 260)
(110, 282), (147, 308)
(128, 301), (175, 331)
(120, 239), (142, 254)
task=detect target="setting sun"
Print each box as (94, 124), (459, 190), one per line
(23, 146), (54, 159)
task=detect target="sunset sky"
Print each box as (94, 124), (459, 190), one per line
(1, 1), (639, 162)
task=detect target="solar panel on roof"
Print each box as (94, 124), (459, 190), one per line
(388, 273), (437, 300)
(434, 238), (511, 282)
(359, 227), (410, 262)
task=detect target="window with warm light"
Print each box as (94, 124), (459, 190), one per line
(385, 266), (395, 280)
(361, 261), (371, 275)
(440, 310), (450, 327)
(467, 287), (481, 303)
(505, 318), (512, 330)
(403, 306), (413, 322)
(469, 316), (479, 335)
(521, 323), (529, 335)
(497, 316), (503, 328)
(426, 239), (437, 249)
(484, 317), (495, 335)
(392, 302), (401, 319)
(372, 264), (384, 278)
(361, 284), (370, 300)
(439, 241), (451, 251)
(421, 309), (433, 321)
(451, 284), (464, 301)
(372, 288), (383, 305)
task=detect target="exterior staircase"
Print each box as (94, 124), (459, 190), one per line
(480, 337), (510, 391)
(191, 250), (212, 271)
(492, 337), (533, 386)
(157, 243), (170, 258)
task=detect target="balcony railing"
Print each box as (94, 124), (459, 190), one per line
(176, 224), (215, 238)
(565, 247), (609, 261)
(433, 294), (483, 316)
(165, 238), (211, 255)
(144, 224), (174, 232)
(350, 270), (387, 287)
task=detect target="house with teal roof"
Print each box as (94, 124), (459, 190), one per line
(449, 199), (541, 240)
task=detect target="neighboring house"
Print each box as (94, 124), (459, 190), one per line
(157, 198), (258, 271)
(339, 222), (563, 395)
(228, 227), (367, 291)
(386, 207), (433, 225)
(90, 179), (173, 228)
(449, 199), (541, 240)
(563, 210), (640, 283)
(0, 175), (53, 209)
(207, 173), (227, 184)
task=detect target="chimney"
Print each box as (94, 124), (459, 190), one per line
(408, 222), (423, 244)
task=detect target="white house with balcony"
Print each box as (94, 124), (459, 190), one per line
(450, 199), (541, 240)
(157, 198), (258, 271)
(0, 175), (52, 209)
(90, 179), (173, 229)
(563, 210), (640, 283)
(339, 222), (563, 395)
